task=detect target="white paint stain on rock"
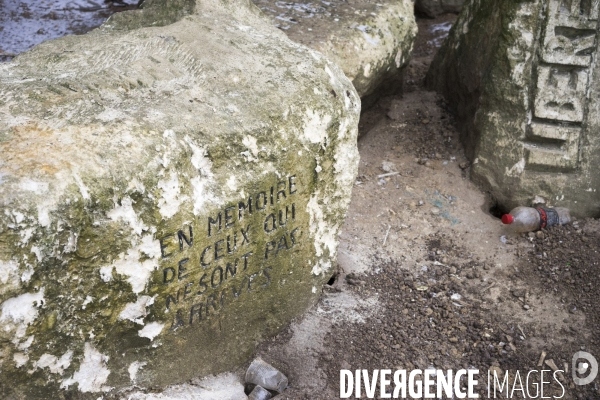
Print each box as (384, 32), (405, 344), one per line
(0, 259), (20, 290)
(0, 289), (44, 338)
(363, 62), (372, 77)
(306, 194), (336, 275)
(17, 335), (34, 351)
(126, 372), (246, 400)
(185, 138), (213, 176)
(20, 266), (34, 283)
(34, 350), (73, 374)
(138, 322), (164, 341)
(61, 343), (111, 393)
(506, 158), (526, 177)
(395, 49), (404, 68)
(128, 360), (147, 382)
(226, 175), (237, 191)
(64, 231), (78, 253)
(72, 171), (90, 200)
(110, 245), (158, 294)
(242, 135), (259, 162)
(303, 110), (332, 144)
(36, 203), (52, 228)
(99, 266), (113, 283)
(191, 176), (220, 216)
(13, 352), (28, 368)
(356, 25), (380, 46)
(119, 295), (155, 325)
(30, 246), (42, 262)
(334, 139), (360, 204)
(138, 234), (162, 259)
(107, 196), (147, 236)
(19, 179), (49, 194)
(157, 171), (188, 220)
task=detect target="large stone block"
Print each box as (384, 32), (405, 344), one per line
(427, 0), (600, 216)
(252, 0), (417, 106)
(415, 0), (464, 18)
(0, 0), (360, 397)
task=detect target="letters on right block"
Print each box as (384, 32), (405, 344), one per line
(525, 0), (599, 171)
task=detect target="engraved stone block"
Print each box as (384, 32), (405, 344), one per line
(534, 66), (588, 122)
(524, 123), (581, 170)
(0, 0), (360, 397)
(252, 0), (417, 105)
(428, 0), (600, 216)
(541, 0), (598, 66)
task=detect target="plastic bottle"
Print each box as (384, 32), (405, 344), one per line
(501, 206), (571, 233)
(248, 385), (272, 400)
(245, 357), (288, 393)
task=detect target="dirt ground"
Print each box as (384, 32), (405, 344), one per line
(249, 15), (600, 400)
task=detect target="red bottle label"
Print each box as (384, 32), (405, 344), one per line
(536, 208), (559, 229)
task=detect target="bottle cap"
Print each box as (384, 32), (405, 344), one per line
(501, 214), (514, 224)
